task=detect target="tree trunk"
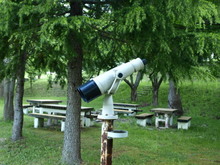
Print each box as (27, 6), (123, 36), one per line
(3, 78), (15, 121)
(130, 86), (138, 102)
(149, 73), (163, 106)
(0, 81), (4, 97)
(11, 53), (26, 141)
(62, 56), (82, 165)
(168, 79), (183, 116)
(62, 2), (83, 164)
(124, 71), (143, 102)
(152, 87), (159, 106)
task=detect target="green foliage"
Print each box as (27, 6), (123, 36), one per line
(0, 0), (220, 83)
(110, 0), (220, 81)
(0, 0), (43, 80)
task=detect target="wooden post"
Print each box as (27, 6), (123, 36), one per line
(100, 120), (113, 165)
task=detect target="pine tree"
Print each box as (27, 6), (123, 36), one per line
(110, 0), (220, 111)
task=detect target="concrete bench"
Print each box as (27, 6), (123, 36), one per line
(177, 116), (192, 130)
(28, 113), (66, 132)
(23, 104), (33, 114)
(135, 113), (154, 126)
(84, 112), (99, 126)
(36, 104), (93, 127)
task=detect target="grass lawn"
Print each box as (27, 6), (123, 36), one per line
(0, 79), (220, 165)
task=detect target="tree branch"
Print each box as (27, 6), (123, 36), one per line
(124, 78), (132, 88)
(134, 71), (142, 87)
(90, 24), (127, 43)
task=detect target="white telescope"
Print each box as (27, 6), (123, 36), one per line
(78, 58), (146, 103)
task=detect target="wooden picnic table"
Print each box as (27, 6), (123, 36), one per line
(150, 108), (177, 128)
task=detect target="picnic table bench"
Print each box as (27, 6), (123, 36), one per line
(28, 113), (66, 132)
(135, 113), (154, 126)
(23, 104), (33, 114)
(39, 104), (93, 127)
(177, 116), (192, 130)
(28, 104), (94, 131)
(113, 103), (143, 116)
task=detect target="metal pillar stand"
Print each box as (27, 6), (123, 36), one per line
(100, 120), (114, 165)
(98, 94), (126, 165)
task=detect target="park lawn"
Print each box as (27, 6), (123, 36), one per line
(0, 79), (220, 165)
